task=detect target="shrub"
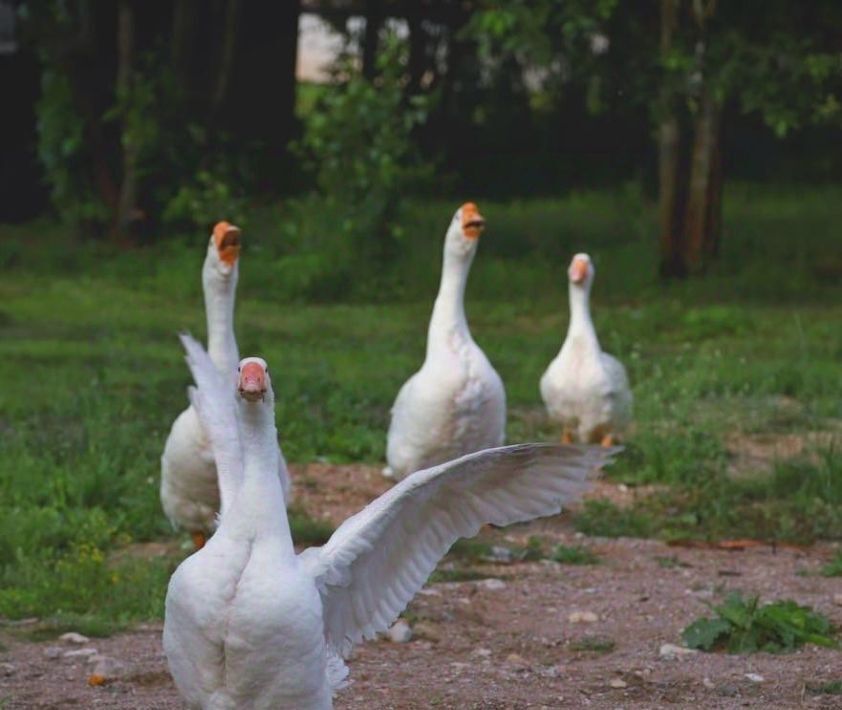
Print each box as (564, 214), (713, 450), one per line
(682, 592), (837, 653)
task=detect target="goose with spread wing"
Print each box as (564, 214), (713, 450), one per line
(163, 335), (616, 709)
(160, 223), (291, 549)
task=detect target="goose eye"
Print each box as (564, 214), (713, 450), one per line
(237, 366), (241, 372)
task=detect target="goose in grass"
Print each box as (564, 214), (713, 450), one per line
(163, 334), (616, 709)
(384, 202), (506, 481)
(540, 253), (632, 445)
(160, 222), (291, 548)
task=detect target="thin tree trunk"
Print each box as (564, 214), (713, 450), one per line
(657, 0), (687, 278)
(683, 0), (722, 269)
(115, 0), (138, 238)
(684, 91), (715, 271)
(705, 121), (724, 258)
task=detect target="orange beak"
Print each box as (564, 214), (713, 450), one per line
(461, 202), (485, 240)
(569, 256), (589, 284)
(213, 221), (242, 266)
(238, 362), (266, 401)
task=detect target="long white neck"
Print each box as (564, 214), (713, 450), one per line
(203, 256), (239, 378)
(233, 399), (294, 552)
(563, 282), (600, 352)
(427, 247), (474, 355)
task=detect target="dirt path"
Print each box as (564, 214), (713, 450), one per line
(1, 465), (840, 709)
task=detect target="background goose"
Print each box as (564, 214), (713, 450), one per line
(160, 223), (290, 548)
(164, 335), (616, 709)
(540, 253), (632, 445)
(384, 203), (506, 480)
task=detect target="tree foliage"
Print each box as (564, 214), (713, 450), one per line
(294, 32), (433, 264)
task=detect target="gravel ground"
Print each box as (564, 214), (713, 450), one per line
(1, 464), (840, 709)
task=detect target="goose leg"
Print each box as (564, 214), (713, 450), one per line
(191, 531), (207, 550)
(600, 433), (614, 448)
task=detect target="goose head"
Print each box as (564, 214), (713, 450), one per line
(568, 253), (595, 292)
(237, 357), (273, 404)
(444, 202), (486, 259)
(206, 221), (242, 277)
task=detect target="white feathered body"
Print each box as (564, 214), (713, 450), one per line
(164, 490), (333, 710)
(387, 326), (506, 479)
(541, 336), (632, 443)
(385, 208), (506, 480)
(161, 407), (220, 533)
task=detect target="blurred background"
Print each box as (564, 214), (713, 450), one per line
(0, 1), (840, 631)
(3, 0), (841, 291)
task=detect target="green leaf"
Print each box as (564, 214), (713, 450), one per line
(682, 617), (731, 650)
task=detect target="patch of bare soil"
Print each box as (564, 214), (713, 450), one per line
(288, 462), (392, 525)
(2, 466), (840, 709)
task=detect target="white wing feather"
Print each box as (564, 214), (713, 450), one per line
(301, 443), (617, 656)
(179, 333), (243, 515)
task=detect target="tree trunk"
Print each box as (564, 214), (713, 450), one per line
(683, 90), (722, 271)
(115, 0), (138, 239)
(657, 0), (688, 277)
(658, 115), (689, 278)
(704, 118), (724, 259)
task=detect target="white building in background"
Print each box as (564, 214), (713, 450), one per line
(297, 13), (345, 82)
(296, 11), (407, 83)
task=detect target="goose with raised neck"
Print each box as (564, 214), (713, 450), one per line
(384, 203), (506, 481)
(160, 222), (291, 548)
(203, 228), (239, 379)
(164, 334), (617, 708)
(540, 253), (633, 445)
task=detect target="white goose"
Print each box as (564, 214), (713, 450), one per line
(540, 253), (632, 445)
(160, 222), (290, 547)
(385, 202), (506, 480)
(164, 334), (615, 709)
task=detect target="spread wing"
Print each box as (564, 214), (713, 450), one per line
(300, 443), (617, 656)
(179, 333), (244, 514)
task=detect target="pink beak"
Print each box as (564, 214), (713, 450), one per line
(569, 257), (589, 284)
(238, 362), (266, 401)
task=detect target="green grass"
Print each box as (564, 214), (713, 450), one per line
(551, 544), (600, 565)
(682, 592), (838, 654)
(428, 569), (496, 584)
(821, 550), (842, 577)
(807, 680), (842, 696)
(0, 183), (840, 628)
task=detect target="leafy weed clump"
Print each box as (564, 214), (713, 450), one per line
(682, 592), (837, 653)
(551, 544), (600, 565)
